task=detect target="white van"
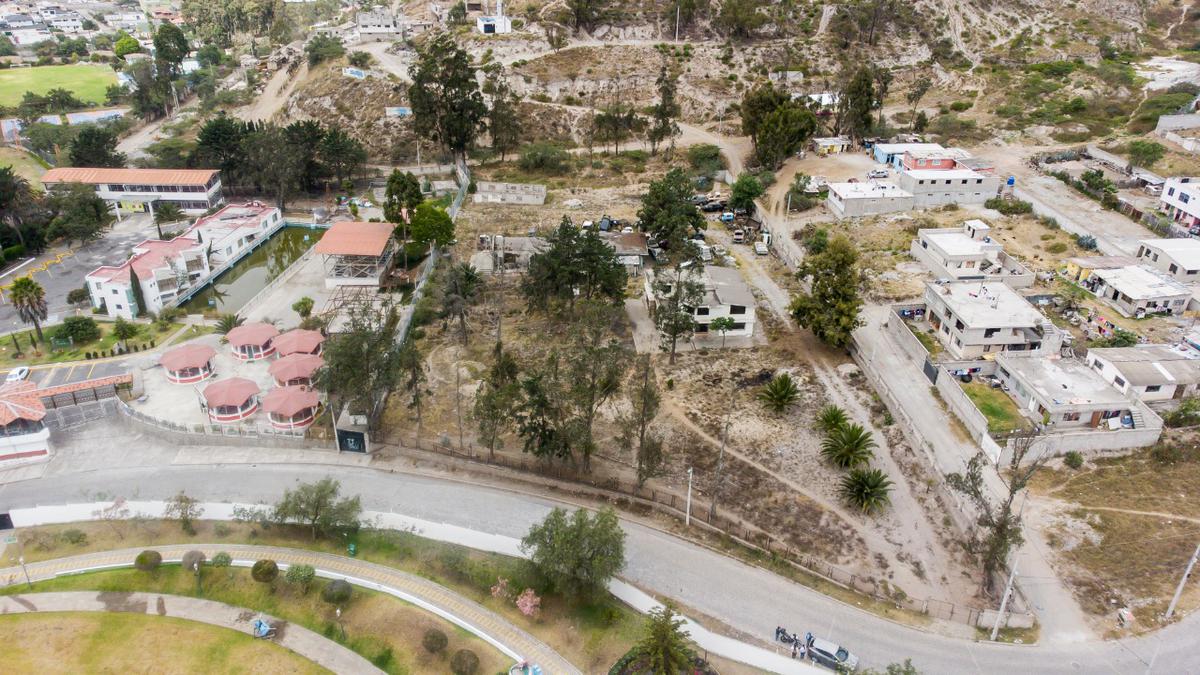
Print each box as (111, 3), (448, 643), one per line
(732, 229), (745, 244)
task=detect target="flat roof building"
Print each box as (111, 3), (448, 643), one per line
(473, 181), (546, 205)
(996, 353), (1140, 431)
(644, 265), (757, 341)
(1087, 265), (1191, 317)
(190, 202), (282, 265)
(895, 168), (1000, 208)
(1135, 238), (1200, 282)
(825, 181), (914, 220)
(1087, 345), (1200, 402)
(923, 280), (1057, 360)
(1161, 177), (1199, 230)
(873, 142), (944, 168)
(910, 220), (1033, 288)
(41, 167), (223, 216)
(1063, 256), (1140, 283)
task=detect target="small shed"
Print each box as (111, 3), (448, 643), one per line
(160, 343), (217, 384)
(269, 353), (324, 387)
(273, 328), (325, 357)
(314, 221), (397, 289)
(226, 322), (280, 361)
(262, 386), (321, 430)
(811, 137), (851, 156)
(202, 377), (260, 423)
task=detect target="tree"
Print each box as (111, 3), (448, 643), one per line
(514, 352), (575, 462)
(638, 168), (705, 251)
(709, 316), (736, 349)
(69, 126), (125, 167)
(568, 303), (630, 465)
(10, 277), (47, 343)
(399, 340), (427, 446)
(153, 23), (189, 80)
(134, 550), (162, 571)
(212, 552), (232, 568)
(125, 59), (170, 120)
(322, 578), (353, 605)
(652, 266), (704, 364)
(128, 268), (146, 317)
(284, 120), (328, 190)
(948, 431), (1049, 593)
(251, 559), (279, 585)
(837, 67), (876, 140)
(0, 167), (37, 249)
(272, 475), (360, 538)
(820, 423), (876, 468)
(215, 313), (244, 334)
(758, 373), (800, 413)
(409, 201), (455, 250)
(409, 32), (487, 157)
(163, 490), (204, 534)
(292, 296), (314, 318)
(306, 34), (345, 66)
(113, 317), (139, 348)
(716, 0), (767, 38)
(192, 114), (248, 181)
(1128, 140), (1166, 169)
(789, 235), (863, 348)
(520, 507), (626, 598)
(242, 125), (305, 209)
(729, 174), (764, 214)
(54, 316), (100, 343)
(872, 66), (894, 127)
(313, 302), (406, 433)
(285, 563), (316, 593)
(754, 104), (818, 168)
(384, 170), (424, 270)
(906, 75), (931, 130)
(816, 404), (848, 435)
(448, 1), (467, 24)
(647, 56), (680, 155)
(523, 217), (627, 312)
(913, 110), (929, 133)
(422, 628), (448, 653)
(473, 342), (521, 458)
(739, 83), (786, 143)
(840, 468), (893, 514)
(319, 125), (367, 185)
(441, 262), (483, 344)
(450, 649), (480, 675)
(618, 355), (663, 487)
(634, 602), (694, 674)
(153, 202), (184, 239)
(347, 51), (373, 68)
(46, 183), (112, 246)
(566, 0), (609, 31)
(114, 35), (141, 58)
(485, 67), (522, 161)
(593, 102), (642, 154)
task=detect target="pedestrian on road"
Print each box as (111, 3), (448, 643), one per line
(791, 642), (798, 659)
(805, 631), (813, 647)
(799, 644), (807, 661)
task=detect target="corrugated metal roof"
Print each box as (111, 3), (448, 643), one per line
(42, 167), (219, 186)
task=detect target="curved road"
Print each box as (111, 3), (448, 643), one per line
(0, 462), (1192, 674)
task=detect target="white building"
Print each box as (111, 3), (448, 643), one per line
(1087, 345), (1200, 402)
(1135, 237), (1200, 282)
(1087, 265), (1191, 318)
(5, 26), (50, 43)
(189, 202), (283, 265)
(103, 12), (143, 30)
(473, 181), (546, 205)
(41, 167), (223, 216)
(894, 168), (1000, 208)
(825, 181), (914, 219)
(996, 353), (1144, 431)
(644, 265), (757, 339)
(314, 221), (397, 288)
(86, 235), (210, 319)
(476, 0), (512, 33)
(356, 7), (398, 39)
(910, 220), (1033, 288)
(923, 281), (1058, 360)
(1160, 177), (1200, 230)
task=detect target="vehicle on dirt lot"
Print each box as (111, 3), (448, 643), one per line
(867, 168), (889, 179)
(754, 241), (768, 255)
(732, 229), (745, 243)
(808, 637), (858, 671)
(701, 201), (725, 212)
(720, 211), (735, 223)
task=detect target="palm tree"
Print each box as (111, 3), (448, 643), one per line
(820, 422), (877, 469)
(816, 404), (848, 435)
(9, 277), (47, 342)
(757, 372), (800, 413)
(634, 602), (694, 674)
(441, 262), (482, 345)
(0, 166), (34, 248)
(215, 313), (244, 334)
(153, 202), (185, 239)
(840, 468), (893, 514)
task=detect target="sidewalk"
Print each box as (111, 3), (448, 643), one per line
(0, 591), (382, 674)
(0, 542), (578, 675)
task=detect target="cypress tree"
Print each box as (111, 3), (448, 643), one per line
(129, 268), (146, 317)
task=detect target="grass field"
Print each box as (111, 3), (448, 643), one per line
(2, 320), (185, 366)
(1, 612), (329, 674)
(0, 146), (48, 188)
(961, 380), (1032, 436)
(0, 64), (117, 106)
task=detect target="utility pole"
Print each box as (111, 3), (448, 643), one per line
(674, 2), (680, 41)
(1165, 542), (1200, 620)
(708, 411), (730, 522)
(990, 559), (1018, 641)
(685, 467), (693, 526)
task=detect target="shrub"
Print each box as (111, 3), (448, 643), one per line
(517, 142), (571, 174)
(322, 578), (353, 605)
(1074, 234), (1097, 250)
(1164, 396), (1200, 428)
(66, 287), (90, 305)
(984, 197), (1034, 215)
(1063, 451), (1084, 469)
(371, 647), (394, 669)
(3, 244), (26, 259)
(347, 51), (372, 68)
(687, 143), (723, 175)
(60, 529), (88, 546)
(53, 316), (101, 343)
(211, 551), (232, 567)
(1046, 242), (1067, 254)
(213, 523), (231, 537)
(422, 628), (448, 654)
(134, 550), (162, 571)
(251, 559), (279, 584)
(182, 550), (206, 572)
(285, 563), (316, 592)
(450, 649), (480, 675)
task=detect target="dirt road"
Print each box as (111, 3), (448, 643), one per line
(235, 61), (308, 122)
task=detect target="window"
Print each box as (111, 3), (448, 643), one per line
(1091, 360), (1103, 371)
(1153, 253), (1159, 262)
(919, 179), (925, 185)
(1146, 385), (1162, 393)
(1182, 193), (1190, 204)
(1102, 410), (1123, 419)
(961, 179), (968, 185)
(695, 307), (709, 315)
(1170, 264), (1179, 274)
(1188, 270), (1198, 276)
(944, 180), (951, 185)
(115, 304), (122, 310)
(111, 289), (118, 295)
(1114, 376), (1126, 387)
(999, 367), (1010, 379)
(1063, 412), (1081, 421)
(954, 336), (962, 347)
(730, 305), (746, 314)
(732, 322), (746, 330)
(1168, 187), (1176, 196)
(976, 179), (983, 184)
(984, 328), (1000, 338)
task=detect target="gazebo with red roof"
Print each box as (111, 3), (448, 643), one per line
(273, 329), (325, 357)
(160, 343), (217, 384)
(0, 381), (49, 462)
(262, 386), (321, 430)
(268, 353), (324, 387)
(315, 221), (396, 288)
(226, 322), (279, 361)
(202, 377), (260, 423)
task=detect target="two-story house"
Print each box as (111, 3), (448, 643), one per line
(1161, 177), (1199, 230)
(923, 281), (1059, 359)
(909, 220), (1033, 288)
(86, 236), (210, 319)
(644, 265), (757, 340)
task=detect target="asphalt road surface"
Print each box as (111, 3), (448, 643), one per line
(0, 360), (126, 388)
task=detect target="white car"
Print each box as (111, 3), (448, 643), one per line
(6, 366), (29, 383)
(808, 637), (859, 671)
(867, 168), (890, 179)
(754, 241), (769, 255)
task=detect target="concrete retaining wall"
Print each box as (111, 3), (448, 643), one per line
(884, 307), (932, 364)
(1005, 425), (1162, 463)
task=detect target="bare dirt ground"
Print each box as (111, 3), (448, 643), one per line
(235, 62), (309, 122)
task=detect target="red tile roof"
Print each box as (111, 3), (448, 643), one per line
(268, 353), (323, 382)
(202, 377), (260, 407)
(315, 221), (393, 257)
(273, 329), (325, 357)
(262, 385), (320, 417)
(160, 343), (217, 372)
(42, 167), (219, 186)
(226, 322), (279, 347)
(87, 235), (201, 282)
(0, 381), (46, 425)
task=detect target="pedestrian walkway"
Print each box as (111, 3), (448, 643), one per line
(0, 591), (382, 674)
(0, 543), (578, 675)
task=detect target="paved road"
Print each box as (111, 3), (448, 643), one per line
(0, 460), (1193, 674)
(0, 591), (381, 674)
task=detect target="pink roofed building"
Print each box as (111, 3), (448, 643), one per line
(85, 235), (210, 320)
(189, 201), (283, 265)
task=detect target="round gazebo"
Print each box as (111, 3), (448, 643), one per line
(226, 322), (279, 361)
(202, 377), (260, 423)
(262, 386), (321, 430)
(160, 343), (217, 384)
(273, 329), (325, 357)
(268, 353), (324, 387)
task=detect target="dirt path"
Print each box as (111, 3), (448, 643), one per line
(816, 5), (836, 35)
(1060, 503), (1200, 526)
(235, 62), (308, 122)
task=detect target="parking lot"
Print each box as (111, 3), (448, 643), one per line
(0, 359), (128, 388)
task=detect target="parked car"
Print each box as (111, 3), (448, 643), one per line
(691, 231), (706, 241)
(754, 241), (768, 255)
(690, 194), (709, 204)
(712, 245), (728, 257)
(6, 366), (29, 383)
(808, 637), (859, 671)
(732, 229), (745, 244)
(701, 201), (725, 212)
(720, 211), (736, 223)
(867, 168), (889, 179)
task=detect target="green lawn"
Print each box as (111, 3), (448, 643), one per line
(1, 612), (329, 674)
(0, 146), (49, 188)
(961, 380), (1032, 436)
(905, 321), (941, 356)
(0, 64), (117, 106)
(2, 320), (184, 366)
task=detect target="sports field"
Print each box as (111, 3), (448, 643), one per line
(0, 64), (117, 106)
